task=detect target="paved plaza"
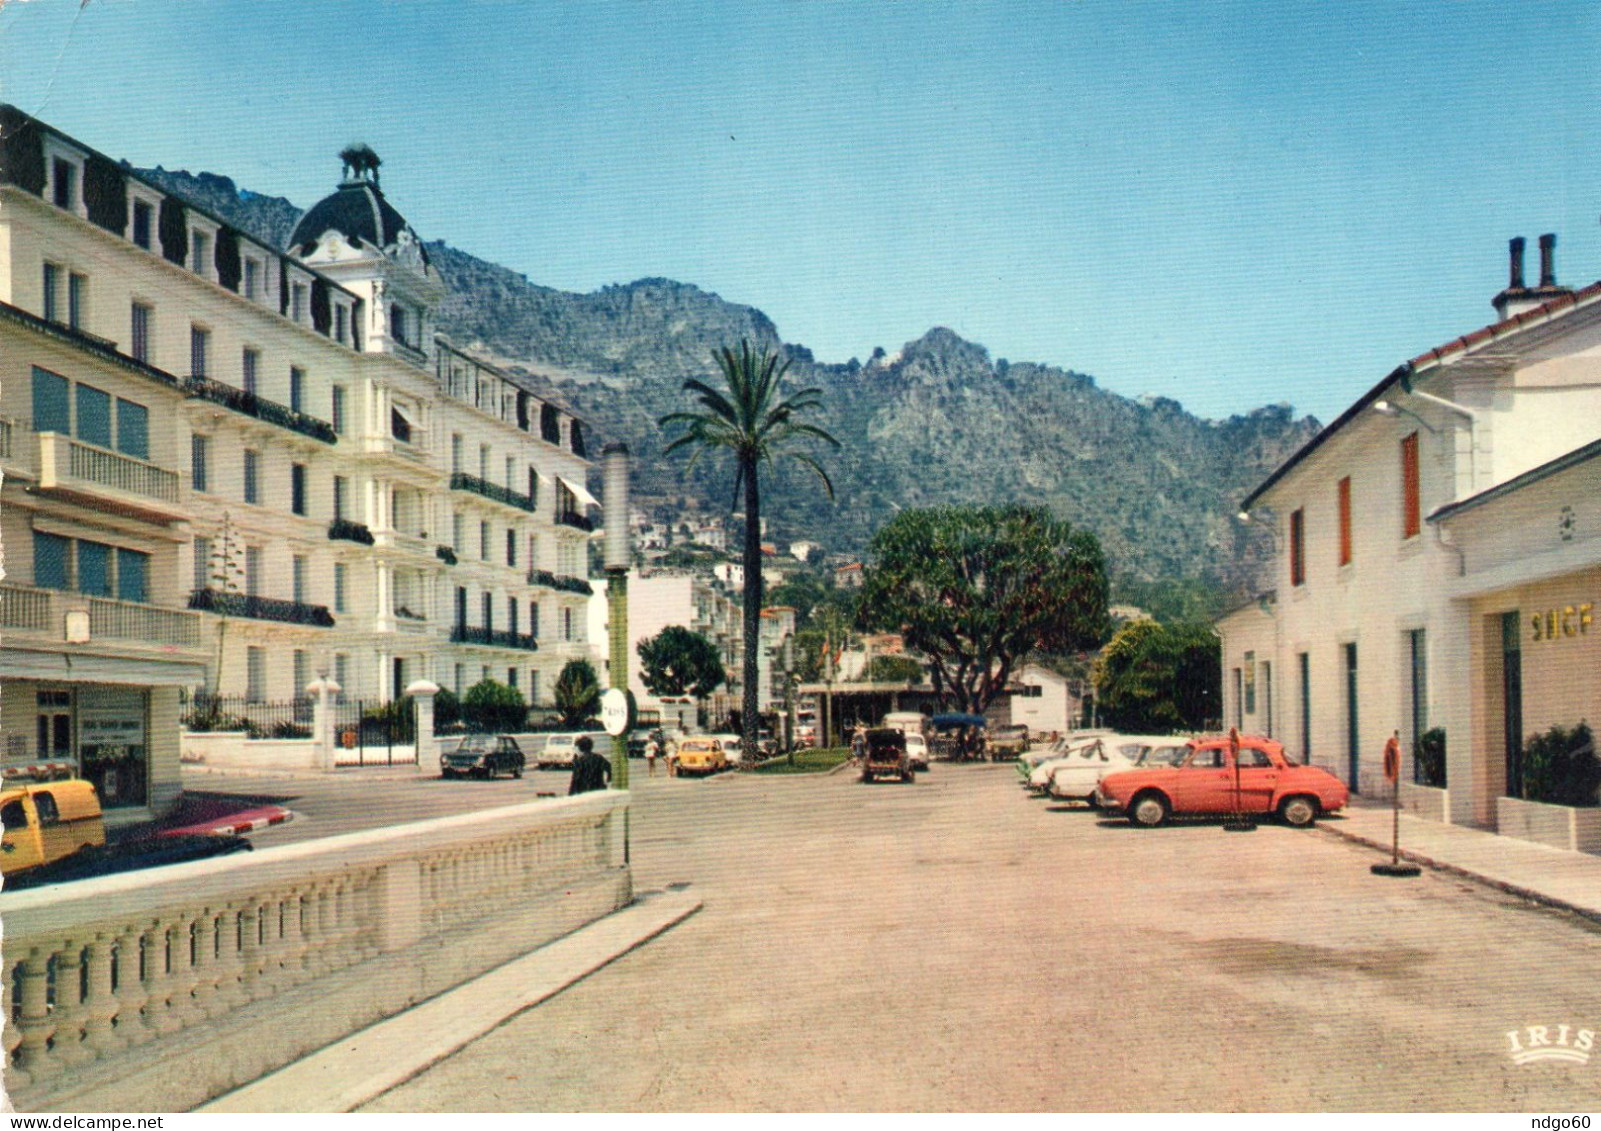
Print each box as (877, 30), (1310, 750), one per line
(230, 761), (1601, 1112)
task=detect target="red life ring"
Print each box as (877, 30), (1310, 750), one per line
(1383, 735), (1401, 783)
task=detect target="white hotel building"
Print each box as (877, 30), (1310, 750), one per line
(0, 107), (599, 817)
(1220, 232), (1601, 843)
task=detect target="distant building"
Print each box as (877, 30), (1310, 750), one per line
(789, 540), (822, 562)
(835, 561), (864, 589)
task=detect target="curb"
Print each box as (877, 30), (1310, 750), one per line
(199, 887), (703, 1113)
(1315, 822), (1601, 926)
(158, 806), (297, 838)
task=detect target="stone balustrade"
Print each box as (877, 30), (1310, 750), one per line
(0, 789), (630, 1112)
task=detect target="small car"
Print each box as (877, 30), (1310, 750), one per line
(441, 733), (526, 779)
(861, 728), (914, 783)
(1034, 735), (1186, 797)
(988, 724), (1031, 760)
(1, 777), (105, 875)
(905, 732), (930, 771)
(538, 733), (582, 769)
(1098, 734), (1350, 828)
(709, 733), (747, 765)
(672, 736), (727, 777)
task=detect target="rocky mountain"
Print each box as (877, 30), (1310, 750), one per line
(138, 167), (1318, 593)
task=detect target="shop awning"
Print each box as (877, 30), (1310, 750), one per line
(0, 648), (206, 688)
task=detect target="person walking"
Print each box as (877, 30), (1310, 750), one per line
(644, 733), (660, 777)
(568, 735), (612, 795)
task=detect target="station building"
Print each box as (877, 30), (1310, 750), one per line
(1220, 233), (1601, 840)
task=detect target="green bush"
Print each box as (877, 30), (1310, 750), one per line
(1521, 722), (1598, 807)
(463, 679), (527, 733)
(434, 687), (461, 729)
(1414, 727), (1447, 788)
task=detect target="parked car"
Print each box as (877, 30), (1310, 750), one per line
(860, 728), (913, 783)
(1098, 734), (1350, 828)
(1045, 737), (1190, 802)
(672, 736), (728, 777)
(1018, 733), (1109, 787)
(988, 724), (1031, 759)
(1, 776), (250, 888)
(538, 731), (610, 769)
(709, 733), (748, 765)
(626, 728), (658, 758)
(440, 733), (525, 779)
(905, 732), (930, 771)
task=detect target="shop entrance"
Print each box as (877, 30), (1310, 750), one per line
(35, 689), (71, 762)
(1501, 611), (1524, 798)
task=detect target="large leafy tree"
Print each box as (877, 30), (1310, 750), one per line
(462, 678), (528, 733)
(1092, 620), (1221, 733)
(858, 505), (1109, 715)
(553, 659), (602, 727)
(659, 340), (839, 764)
(638, 625), (727, 701)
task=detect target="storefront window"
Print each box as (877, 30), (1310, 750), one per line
(78, 686), (149, 809)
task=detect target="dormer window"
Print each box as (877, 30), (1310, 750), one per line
(132, 200), (153, 249)
(52, 158), (77, 210)
(334, 303), (348, 344)
(243, 257), (260, 301)
(391, 303), (408, 347)
(190, 230), (210, 277)
(44, 138), (88, 217)
(291, 283), (307, 323)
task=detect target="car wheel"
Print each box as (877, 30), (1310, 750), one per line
(513, 767), (523, 779)
(1279, 795), (1318, 828)
(1129, 792), (1170, 828)
(441, 769), (455, 779)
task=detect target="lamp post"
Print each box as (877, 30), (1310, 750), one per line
(602, 444), (632, 863)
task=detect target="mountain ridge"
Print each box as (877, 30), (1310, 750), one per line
(134, 166), (1318, 592)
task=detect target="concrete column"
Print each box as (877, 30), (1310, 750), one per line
(406, 679), (440, 767)
(308, 677), (338, 771)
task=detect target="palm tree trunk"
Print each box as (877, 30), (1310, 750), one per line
(742, 457), (761, 766)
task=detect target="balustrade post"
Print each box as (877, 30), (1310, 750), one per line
(52, 940), (94, 1066)
(15, 948), (60, 1078)
(112, 927), (155, 1047)
(164, 915), (203, 1027)
(81, 935), (123, 1058)
(238, 899), (271, 1002)
(208, 905), (248, 1014)
(190, 911), (222, 1019)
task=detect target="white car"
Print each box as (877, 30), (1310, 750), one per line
(1020, 734), (1112, 790)
(710, 733), (747, 765)
(537, 731), (609, 769)
(905, 732), (930, 771)
(1044, 736), (1191, 802)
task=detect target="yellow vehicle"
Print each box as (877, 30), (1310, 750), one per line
(1, 778), (106, 876)
(671, 736), (728, 777)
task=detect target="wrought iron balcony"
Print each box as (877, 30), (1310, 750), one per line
(189, 587), (336, 627)
(184, 376), (337, 444)
(556, 510), (594, 532)
(328, 518), (375, 545)
(450, 472), (535, 513)
(436, 544), (458, 565)
(527, 569), (593, 595)
(449, 624), (539, 651)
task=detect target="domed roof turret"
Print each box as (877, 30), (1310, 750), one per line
(288, 144), (429, 267)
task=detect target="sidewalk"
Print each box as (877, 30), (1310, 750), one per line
(1319, 799), (1601, 922)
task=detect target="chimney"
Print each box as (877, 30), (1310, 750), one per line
(1493, 233), (1570, 319)
(1508, 236), (1526, 290)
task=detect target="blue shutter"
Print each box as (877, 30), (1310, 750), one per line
(75, 384), (112, 448)
(31, 367), (69, 434)
(116, 399), (148, 459)
(117, 549), (148, 603)
(33, 532), (70, 590)
(77, 541), (111, 597)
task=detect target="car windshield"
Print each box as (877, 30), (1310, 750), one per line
(455, 735), (495, 753)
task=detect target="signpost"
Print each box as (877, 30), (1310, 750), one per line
(1372, 730), (1421, 877)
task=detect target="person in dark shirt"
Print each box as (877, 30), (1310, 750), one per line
(568, 735), (612, 795)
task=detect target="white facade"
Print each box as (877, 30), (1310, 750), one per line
(0, 107), (601, 813)
(1003, 662), (1078, 737)
(1221, 234), (1601, 830)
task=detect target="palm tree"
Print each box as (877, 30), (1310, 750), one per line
(660, 340), (839, 765)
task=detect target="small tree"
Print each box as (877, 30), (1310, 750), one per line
(638, 626), (726, 701)
(554, 660), (602, 726)
(1521, 722), (1598, 807)
(1093, 620), (1220, 733)
(462, 679), (526, 733)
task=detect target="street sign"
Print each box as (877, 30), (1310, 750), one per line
(600, 688), (630, 736)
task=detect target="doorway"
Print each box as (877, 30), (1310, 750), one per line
(1344, 643), (1359, 791)
(1501, 611), (1524, 798)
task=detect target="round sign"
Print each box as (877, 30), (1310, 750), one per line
(600, 688), (631, 736)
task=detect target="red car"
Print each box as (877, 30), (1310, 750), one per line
(1097, 734), (1348, 828)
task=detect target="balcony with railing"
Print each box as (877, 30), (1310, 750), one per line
(188, 588), (336, 628)
(556, 509), (594, 532)
(0, 414), (13, 461)
(184, 376), (337, 444)
(450, 472), (535, 513)
(449, 624), (539, 651)
(527, 568), (593, 595)
(33, 430), (186, 523)
(1, 584), (206, 649)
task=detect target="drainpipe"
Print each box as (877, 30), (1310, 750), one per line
(1433, 522), (1466, 578)
(1399, 362), (1483, 494)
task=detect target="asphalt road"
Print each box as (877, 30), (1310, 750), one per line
(258, 760), (1601, 1113)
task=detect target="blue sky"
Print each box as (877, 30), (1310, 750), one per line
(3, 1), (1599, 422)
